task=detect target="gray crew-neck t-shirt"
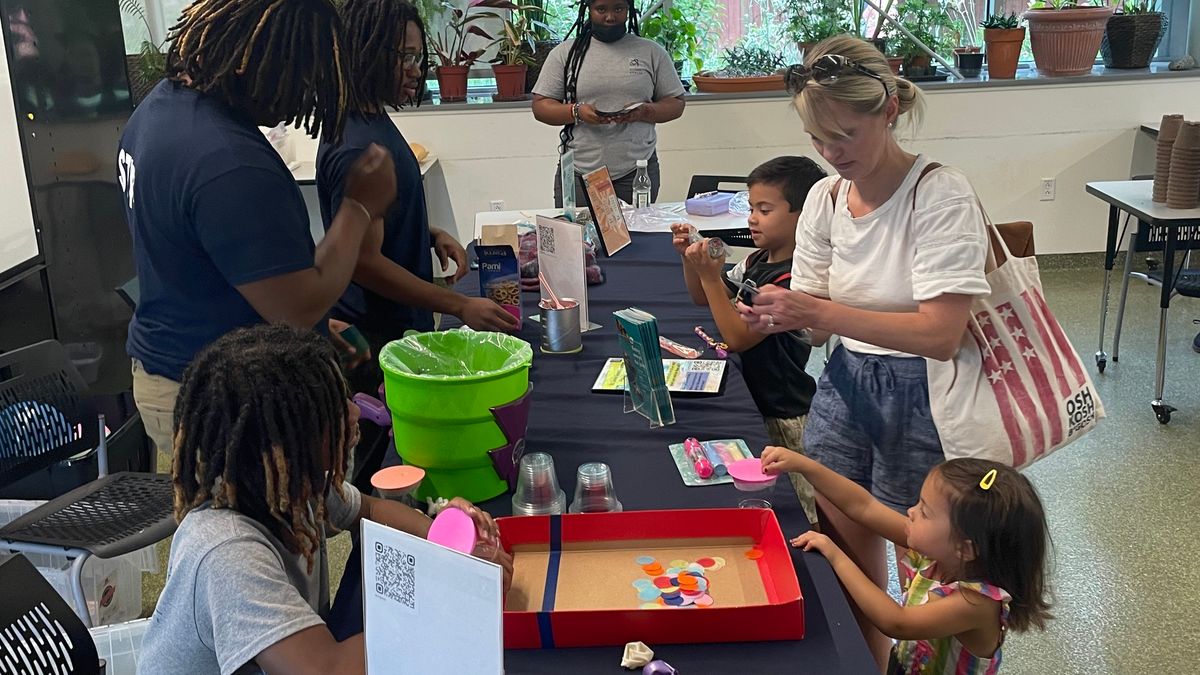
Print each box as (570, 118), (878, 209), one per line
(138, 483), (362, 675)
(533, 34), (684, 178)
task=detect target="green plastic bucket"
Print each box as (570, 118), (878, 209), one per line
(379, 330), (533, 502)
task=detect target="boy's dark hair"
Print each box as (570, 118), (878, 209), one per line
(165, 0), (348, 141)
(747, 156), (827, 212)
(558, 0), (640, 153)
(936, 458), (1053, 633)
(341, 0), (428, 110)
(173, 325), (352, 573)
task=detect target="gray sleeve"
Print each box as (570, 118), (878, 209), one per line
(194, 538), (326, 675)
(532, 41), (569, 100)
(325, 481), (363, 532)
(651, 44), (686, 100)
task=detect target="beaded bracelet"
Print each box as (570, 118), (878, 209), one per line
(694, 326), (728, 359)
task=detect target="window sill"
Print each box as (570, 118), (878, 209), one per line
(409, 62), (1200, 114)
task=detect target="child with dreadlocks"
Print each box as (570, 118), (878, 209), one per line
(318, 0), (519, 396)
(120, 0), (398, 466)
(531, 0), (686, 207)
(139, 325), (510, 675)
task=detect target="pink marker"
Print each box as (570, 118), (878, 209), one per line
(683, 437), (714, 479)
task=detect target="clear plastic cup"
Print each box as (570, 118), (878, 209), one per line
(738, 498), (772, 510)
(512, 452), (566, 516)
(569, 462), (623, 514)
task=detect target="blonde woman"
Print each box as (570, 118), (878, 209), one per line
(739, 35), (991, 670)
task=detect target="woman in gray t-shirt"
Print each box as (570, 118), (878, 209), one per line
(532, 0), (685, 206)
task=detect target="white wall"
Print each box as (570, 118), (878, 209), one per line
(292, 77), (1200, 254)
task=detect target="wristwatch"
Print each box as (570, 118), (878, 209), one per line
(572, 102), (581, 124)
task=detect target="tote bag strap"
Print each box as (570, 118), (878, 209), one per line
(912, 162), (1014, 273)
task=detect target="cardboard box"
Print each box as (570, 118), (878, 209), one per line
(499, 508), (804, 648)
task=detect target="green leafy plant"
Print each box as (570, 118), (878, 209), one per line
(642, 7), (703, 73)
(430, 0), (512, 67)
(119, 0), (166, 87)
(705, 44), (787, 77)
(785, 0), (856, 45)
(892, 0), (956, 60)
(979, 11), (1021, 28)
(1119, 0), (1159, 13)
(491, 3), (552, 66)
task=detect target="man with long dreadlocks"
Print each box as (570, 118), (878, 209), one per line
(139, 325), (509, 674)
(317, 0), (519, 390)
(531, 0), (685, 207)
(118, 0), (398, 465)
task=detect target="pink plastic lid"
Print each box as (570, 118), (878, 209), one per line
(426, 506), (477, 554)
(371, 465), (425, 492)
(727, 458), (774, 484)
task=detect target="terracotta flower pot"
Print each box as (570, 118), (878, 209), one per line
(492, 64), (528, 102)
(1153, 113), (1185, 203)
(1024, 6), (1114, 77)
(984, 27), (1025, 79)
(436, 65), (470, 103)
(887, 57), (904, 75)
(1166, 121), (1200, 209)
(691, 74), (785, 93)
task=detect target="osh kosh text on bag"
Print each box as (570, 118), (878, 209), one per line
(1066, 386), (1098, 437)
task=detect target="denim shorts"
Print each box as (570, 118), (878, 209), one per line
(803, 346), (944, 513)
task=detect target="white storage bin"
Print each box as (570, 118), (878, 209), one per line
(90, 618), (151, 675)
(0, 499), (158, 625)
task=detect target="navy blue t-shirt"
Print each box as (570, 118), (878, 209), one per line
(119, 81), (314, 381)
(316, 113), (433, 338)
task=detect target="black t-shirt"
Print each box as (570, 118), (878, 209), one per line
(723, 250), (816, 419)
(316, 113), (434, 338)
(120, 81), (315, 381)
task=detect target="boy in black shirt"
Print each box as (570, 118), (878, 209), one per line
(672, 156), (827, 522)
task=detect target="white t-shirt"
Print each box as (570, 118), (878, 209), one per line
(791, 156), (990, 357)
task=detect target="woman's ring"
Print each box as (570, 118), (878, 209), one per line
(766, 314), (776, 328)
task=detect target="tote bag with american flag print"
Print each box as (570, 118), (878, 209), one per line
(925, 219), (1105, 469)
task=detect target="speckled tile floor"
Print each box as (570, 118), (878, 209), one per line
(141, 257), (1200, 673)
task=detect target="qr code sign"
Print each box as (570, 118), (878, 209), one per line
(538, 224), (556, 254)
(373, 541), (417, 613)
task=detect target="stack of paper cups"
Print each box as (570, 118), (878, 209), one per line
(1153, 114), (1184, 203)
(1167, 121), (1200, 210)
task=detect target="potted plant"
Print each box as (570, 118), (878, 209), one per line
(1101, 0), (1167, 69)
(946, 1), (983, 76)
(523, 0), (560, 93)
(980, 12), (1025, 78)
(692, 45), (787, 93)
(893, 0), (955, 78)
(119, 0), (167, 105)
(785, 0), (856, 55)
(642, 7), (704, 81)
(490, 3), (550, 101)
(430, 0), (510, 102)
(1024, 0), (1115, 77)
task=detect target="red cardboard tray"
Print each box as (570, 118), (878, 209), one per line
(499, 508), (804, 649)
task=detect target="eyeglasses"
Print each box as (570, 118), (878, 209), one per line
(388, 50), (424, 69)
(785, 54), (888, 96)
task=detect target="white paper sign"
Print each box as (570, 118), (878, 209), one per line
(362, 519), (503, 674)
(535, 215), (589, 331)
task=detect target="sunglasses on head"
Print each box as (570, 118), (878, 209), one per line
(785, 54), (889, 96)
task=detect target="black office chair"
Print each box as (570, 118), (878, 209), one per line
(0, 553), (103, 674)
(686, 174), (749, 198)
(0, 340), (175, 627)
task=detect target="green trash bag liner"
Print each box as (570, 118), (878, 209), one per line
(379, 329), (533, 380)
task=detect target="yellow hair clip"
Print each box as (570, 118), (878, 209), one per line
(979, 468), (997, 491)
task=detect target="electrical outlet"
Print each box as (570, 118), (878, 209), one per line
(489, 199), (504, 212)
(1039, 178), (1056, 201)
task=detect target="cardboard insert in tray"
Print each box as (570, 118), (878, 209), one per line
(499, 508), (804, 648)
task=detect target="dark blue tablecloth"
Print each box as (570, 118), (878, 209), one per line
(449, 232), (874, 674)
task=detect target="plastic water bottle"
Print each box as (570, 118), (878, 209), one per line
(632, 159), (651, 208)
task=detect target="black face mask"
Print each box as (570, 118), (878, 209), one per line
(591, 22), (626, 43)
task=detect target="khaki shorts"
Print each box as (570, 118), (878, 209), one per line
(764, 415), (818, 527)
(132, 359), (181, 473)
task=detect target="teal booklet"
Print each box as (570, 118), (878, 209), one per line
(613, 307), (675, 427)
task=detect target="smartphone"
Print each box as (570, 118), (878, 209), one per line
(735, 279), (759, 305)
